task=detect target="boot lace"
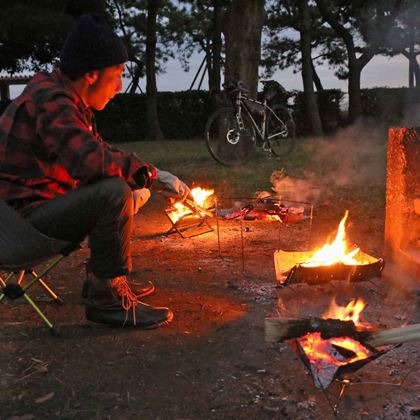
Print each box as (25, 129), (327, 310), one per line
(111, 276), (138, 325)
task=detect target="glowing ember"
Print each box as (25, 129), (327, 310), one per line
(170, 187), (214, 223)
(299, 332), (371, 366)
(302, 210), (364, 267)
(298, 298), (371, 369)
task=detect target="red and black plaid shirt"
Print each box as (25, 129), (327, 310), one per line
(0, 69), (155, 215)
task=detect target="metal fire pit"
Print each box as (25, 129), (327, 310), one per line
(164, 200), (214, 239)
(275, 250), (385, 286)
(289, 336), (388, 390)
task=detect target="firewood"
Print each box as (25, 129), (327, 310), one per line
(265, 318), (420, 348)
(264, 317), (371, 343)
(366, 323), (420, 347)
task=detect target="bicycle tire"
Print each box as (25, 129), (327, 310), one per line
(205, 107), (256, 167)
(266, 104), (295, 158)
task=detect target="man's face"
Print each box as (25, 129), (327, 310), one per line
(86, 64), (125, 110)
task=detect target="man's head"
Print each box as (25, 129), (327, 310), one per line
(59, 13), (128, 110)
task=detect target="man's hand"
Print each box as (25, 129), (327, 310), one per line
(155, 169), (192, 203)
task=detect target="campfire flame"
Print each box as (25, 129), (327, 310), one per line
(299, 333), (371, 366)
(323, 297), (366, 326)
(302, 210), (362, 267)
(170, 187), (214, 223)
(299, 298), (371, 368)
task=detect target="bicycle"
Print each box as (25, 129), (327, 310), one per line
(204, 80), (296, 167)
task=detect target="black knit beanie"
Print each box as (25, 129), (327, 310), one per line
(59, 13), (128, 76)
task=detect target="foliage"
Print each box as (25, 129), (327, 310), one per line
(0, 0), (107, 73)
(293, 89), (344, 135)
(361, 86), (420, 125)
(94, 90), (217, 141)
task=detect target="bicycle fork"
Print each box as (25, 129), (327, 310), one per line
(226, 92), (244, 145)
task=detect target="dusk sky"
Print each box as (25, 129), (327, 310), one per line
(9, 51), (410, 99)
(155, 53), (410, 93)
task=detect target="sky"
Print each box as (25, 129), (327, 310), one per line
(9, 52), (410, 99)
(154, 53), (409, 93)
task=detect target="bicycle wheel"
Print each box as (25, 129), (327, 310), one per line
(205, 107), (256, 166)
(266, 104), (295, 158)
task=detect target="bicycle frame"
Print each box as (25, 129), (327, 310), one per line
(234, 90), (290, 146)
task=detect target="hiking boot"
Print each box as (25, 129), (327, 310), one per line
(85, 275), (173, 329)
(82, 262), (155, 300)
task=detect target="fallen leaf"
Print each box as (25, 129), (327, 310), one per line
(34, 391), (55, 404)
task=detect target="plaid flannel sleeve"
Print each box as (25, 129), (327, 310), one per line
(36, 95), (156, 188)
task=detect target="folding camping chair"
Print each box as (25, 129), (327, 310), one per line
(0, 200), (80, 335)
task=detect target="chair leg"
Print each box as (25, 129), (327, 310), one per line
(23, 292), (59, 335)
(0, 276), (6, 302)
(29, 270), (64, 305)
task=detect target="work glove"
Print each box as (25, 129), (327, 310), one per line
(132, 165), (156, 189)
(156, 169), (192, 203)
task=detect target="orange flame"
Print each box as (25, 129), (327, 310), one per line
(170, 187), (214, 223)
(299, 332), (371, 366)
(323, 297), (366, 326)
(303, 210), (361, 267)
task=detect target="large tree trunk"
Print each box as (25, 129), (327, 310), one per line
(298, 0), (323, 136)
(347, 57), (363, 123)
(224, 0), (265, 99)
(146, 0), (164, 140)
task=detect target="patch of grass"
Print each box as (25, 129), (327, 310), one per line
(115, 136), (386, 210)
(117, 138), (313, 197)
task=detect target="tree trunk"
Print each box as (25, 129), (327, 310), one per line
(209, 0), (222, 95)
(312, 61), (324, 91)
(146, 0), (164, 140)
(408, 24), (415, 88)
(347, 57), (363, 123)
(224, 0), (265, 99)
(298, 0), (323, 136)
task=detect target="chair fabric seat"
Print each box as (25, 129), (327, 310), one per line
(0, 200), (77, 269)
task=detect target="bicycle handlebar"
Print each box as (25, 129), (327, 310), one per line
(223, 80), (249, 94)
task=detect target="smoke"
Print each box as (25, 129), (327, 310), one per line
(402, 104), (420, 127)
(270, 120), (387, 203)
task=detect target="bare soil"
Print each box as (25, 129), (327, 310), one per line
(1, 194), (419, 420)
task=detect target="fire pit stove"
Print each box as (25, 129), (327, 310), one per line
(165, 198), (214, 239)
(275, 211), (385, 286)
(265, 299), (420, 413)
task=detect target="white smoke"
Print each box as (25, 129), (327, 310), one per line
(270, 120), (387, 203)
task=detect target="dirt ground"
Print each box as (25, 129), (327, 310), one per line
(1, 194), (419, 420)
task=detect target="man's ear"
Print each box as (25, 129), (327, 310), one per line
(85, 71), (99, 85)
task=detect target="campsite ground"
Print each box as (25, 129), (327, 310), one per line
(1, 133), (419, 419)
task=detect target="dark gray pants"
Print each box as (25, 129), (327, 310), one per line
(26, 178), (134, 279)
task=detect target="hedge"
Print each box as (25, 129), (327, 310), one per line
(1, 86), (420, 141)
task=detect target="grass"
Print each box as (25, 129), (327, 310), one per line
(117, 138), (316, 198)
(118, 135), (387, 207)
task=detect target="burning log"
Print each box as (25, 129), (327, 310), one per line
(274, 211), (384, 284)
(165, 187), (215, 238)
(265, 318), (420, 348)
(264, 298), (420, 390)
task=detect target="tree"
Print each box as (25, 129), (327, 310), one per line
(145, 0), (164, 139)
(0, 0), (107, 73)
(297, 0), (323, 136)
(224, 0), (265, 98)
(382, 0), (420, 87)
(315, 0), (404, 122)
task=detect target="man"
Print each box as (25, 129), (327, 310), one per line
(0, 13), (188, 329)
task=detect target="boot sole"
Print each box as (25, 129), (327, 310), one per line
(85, 307), (174, 330)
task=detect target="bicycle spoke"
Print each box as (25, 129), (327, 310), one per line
(205, 107), (256, 166)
